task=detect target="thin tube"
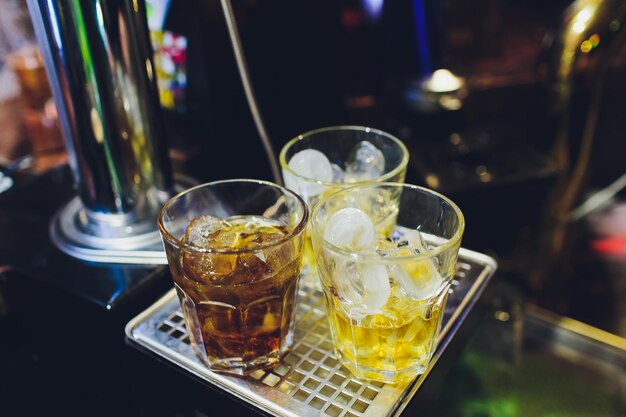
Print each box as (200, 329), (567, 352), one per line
(220, 0), (282, 185)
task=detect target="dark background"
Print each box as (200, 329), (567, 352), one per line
(1, 0), (626, 416)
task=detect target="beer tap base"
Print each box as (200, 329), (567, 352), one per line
(49, 197), (167, 265)
(49, 177), (196, 265)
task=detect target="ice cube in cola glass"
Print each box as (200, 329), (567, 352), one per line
(158, 180), (308, 375)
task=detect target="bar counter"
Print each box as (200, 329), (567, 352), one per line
(0, 162), (623, 417)
(1, 0), (626, 414)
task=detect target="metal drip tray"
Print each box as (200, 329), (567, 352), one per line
(125, 248), (496, 417)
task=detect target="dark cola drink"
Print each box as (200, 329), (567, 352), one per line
(170, 215), (303, 375)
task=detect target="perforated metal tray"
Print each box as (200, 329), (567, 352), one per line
(125, 248), (496, 417)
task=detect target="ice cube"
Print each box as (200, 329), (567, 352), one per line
(236, 217), (289, 248)
(283, 149), (333, 198)
(360, 264), (391, 310)
(344, 141), (385, 183)
(376, 237), (400, 256)
(185, 215), (230, 248)
(404, 229), (428, 253)
(336, 262), (390, 317)
(390, 229), (444, 300)
(323, 207), (377, 251)
(388, 261), (442, 300)
(182, 251), (238, 281)
(331, 163), (344, 182)
(229, 253), (272, 284)
(204, 227), (243, 249)
(323, 208), (390, 314)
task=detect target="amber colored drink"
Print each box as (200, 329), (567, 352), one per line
(310, 183), (464, 384)
(325, 280), (447, 382)
(171, 215), (303, 373)
(159, 180), (307, 375)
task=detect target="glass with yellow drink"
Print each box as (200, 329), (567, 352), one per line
(310, 183), (464, 384)
(279, 126), (409, 281)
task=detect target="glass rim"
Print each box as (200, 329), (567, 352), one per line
(278, 125), (410, 187)
(310, 182), (465, 261)
(158, 178), (309, 254)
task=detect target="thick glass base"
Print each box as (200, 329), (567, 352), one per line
(201, 352), (282, 376)
(335, 350), (428, 384)
(191, 336), (293, 376)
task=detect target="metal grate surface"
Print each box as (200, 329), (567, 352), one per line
(126, 248), (496, 417)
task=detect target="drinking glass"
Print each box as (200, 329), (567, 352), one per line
(279, 125), (409, 275)
(158, 179), (308, 375)
(310, 183), (464, 383)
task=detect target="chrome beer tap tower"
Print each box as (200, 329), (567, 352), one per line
(26, 0), (176, 264)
